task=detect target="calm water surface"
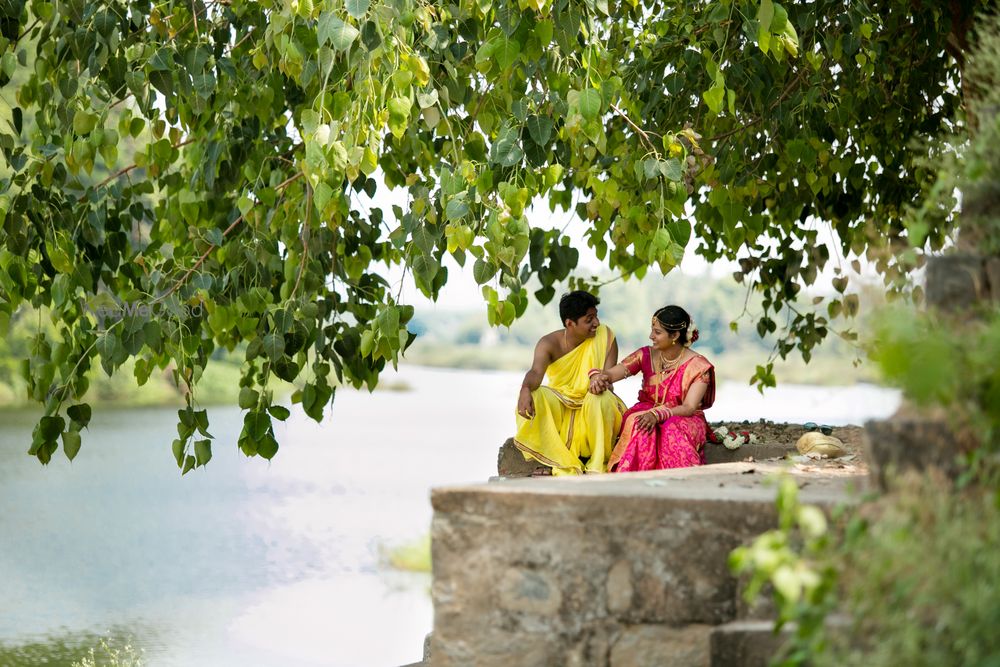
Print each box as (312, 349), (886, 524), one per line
(0, 366), (900, 666)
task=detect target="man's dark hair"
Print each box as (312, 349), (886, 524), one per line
(559, 290), (599, 325)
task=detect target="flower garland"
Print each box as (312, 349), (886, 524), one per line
(712, 426), (760, 450)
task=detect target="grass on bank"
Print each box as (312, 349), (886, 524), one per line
(381, 534), (432, 574)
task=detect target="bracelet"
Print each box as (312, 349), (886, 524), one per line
(650, 407), (673, 422)
(588, 368), (602, 378)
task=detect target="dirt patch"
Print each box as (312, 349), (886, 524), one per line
(709, 420), (866, 456)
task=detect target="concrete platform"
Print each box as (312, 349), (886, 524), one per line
(430, 462), (865, 667)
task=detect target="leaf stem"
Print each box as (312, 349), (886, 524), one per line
(610, 103), (659, 155)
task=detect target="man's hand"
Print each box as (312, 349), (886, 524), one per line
(517, 386), (535, 419)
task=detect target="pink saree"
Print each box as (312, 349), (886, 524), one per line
(608, 347), (716, 472)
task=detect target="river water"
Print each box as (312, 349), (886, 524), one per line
(0, 366), (900, 666)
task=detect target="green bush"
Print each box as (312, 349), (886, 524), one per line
(821, 475), (1000, 667)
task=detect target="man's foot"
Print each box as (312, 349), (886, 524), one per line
(531, 466), (553, 477)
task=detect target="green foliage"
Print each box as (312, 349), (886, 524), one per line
(820, 477), (1000, 667)
(0, 628), (145, 667)
(870, 304), (1000, 478)
(733, 13), (1000, 666)
(872, 13), (1000, 475)
(406, 269), (877, 383)
(0, 0), (981, 463)
(734, 475), (1000, 667)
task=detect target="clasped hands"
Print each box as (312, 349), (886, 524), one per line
(589, 371), (612, 395)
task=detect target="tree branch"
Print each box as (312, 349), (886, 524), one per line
(154, 172), (304, 303)
(611, 103), (660, 155)
(707, 67), (808, 143)
(94, 138), (197, 189)
(290, 181), (312, 300)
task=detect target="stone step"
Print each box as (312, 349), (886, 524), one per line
(709, 620), (788, 667)
(430, 462), (863, 667)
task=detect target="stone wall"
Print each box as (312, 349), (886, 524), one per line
(430, 463), (860, 666)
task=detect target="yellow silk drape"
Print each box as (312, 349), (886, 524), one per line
(513, 325), (625, 474)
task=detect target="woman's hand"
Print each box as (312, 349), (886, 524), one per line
(636, 410), (659, 432)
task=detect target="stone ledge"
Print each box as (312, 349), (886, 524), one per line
(443, 461), (862, 511)
(430, 463), (865, 667)
(497, 438), (799, 478)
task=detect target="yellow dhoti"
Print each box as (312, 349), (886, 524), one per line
(514, 325), (625, 474)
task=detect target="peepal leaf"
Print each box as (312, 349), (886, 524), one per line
(319, 13), (359, 51)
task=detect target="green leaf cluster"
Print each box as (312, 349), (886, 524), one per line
(0, 0), (983, 464)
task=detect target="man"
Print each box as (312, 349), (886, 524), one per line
(514, 290), (626, 475)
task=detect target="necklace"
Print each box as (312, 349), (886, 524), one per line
(657, 348), (684, 375)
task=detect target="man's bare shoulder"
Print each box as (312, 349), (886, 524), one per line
(535, 330), (565, 356)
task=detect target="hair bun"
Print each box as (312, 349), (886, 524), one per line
(689, 328), (700, 344)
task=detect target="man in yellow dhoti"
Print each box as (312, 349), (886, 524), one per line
(515, 291), (626, 475)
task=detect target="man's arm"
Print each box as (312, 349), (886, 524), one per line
(589, 333), (619, 394)
(517, 337), (553, 418)
(604, 336), (619, 370)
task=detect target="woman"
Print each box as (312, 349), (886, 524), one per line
(590, 305), (715, 472)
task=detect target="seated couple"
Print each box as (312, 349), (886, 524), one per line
(514, 291), (716, 475)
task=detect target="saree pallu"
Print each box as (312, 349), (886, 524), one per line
(514, 325), (626, 474)
(608, 347), (716, 473)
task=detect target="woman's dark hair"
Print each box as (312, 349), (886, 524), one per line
(559, 290), (600, 324)
(654, 305), (693, 345)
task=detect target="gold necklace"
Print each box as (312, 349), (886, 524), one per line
(657, 348), (684, 375)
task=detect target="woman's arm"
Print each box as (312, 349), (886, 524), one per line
(590, 348), (641, 394)
(589, 360), (634, 393)
(666, 377), (710, 418)
(633, 379), (710, 432)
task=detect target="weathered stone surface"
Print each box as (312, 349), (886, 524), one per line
(710, 620), (788, 667)
(865, 416), (966, 489)
(610, 624), (712, 667)
(497, 437), (538, 477)
(704, 442), (795, 464)
(926, 254), (988, 311)
(431, 463), (863, 666)
(606, 560), (634, 614)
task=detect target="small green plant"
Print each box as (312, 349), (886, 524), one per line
(729, 475), (840, 666)
(381, 533), (432, 574)
(71, 636), (144, 667)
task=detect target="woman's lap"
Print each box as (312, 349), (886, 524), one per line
(612, 413), (705, 472)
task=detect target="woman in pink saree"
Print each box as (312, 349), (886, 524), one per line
(590, 305), (716, 472)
